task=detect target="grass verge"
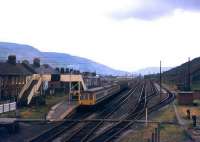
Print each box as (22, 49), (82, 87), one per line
(120, 104), (191, 142)
(0, 93), (68, 119)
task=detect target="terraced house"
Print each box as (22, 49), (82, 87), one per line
(0, 55), (35, 101)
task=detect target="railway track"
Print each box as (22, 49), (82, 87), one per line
(28, 81), (139, 142)
(29, 80), (174, 142)
(62, 82), (143, 142)
(28, 111), (91, 142)
(61, 81), (155, 142)
(86, 82), (147, 142)
(87, 83), (175, 142)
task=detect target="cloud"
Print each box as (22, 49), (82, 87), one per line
(113, 0), (200, 20)
(1, 0), (200, 71)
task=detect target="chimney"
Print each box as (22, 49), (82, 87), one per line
(66, 68), (70, 73)
(60, 68), (65, 74)
(70, 69), (73, 73)
(33, 58), (40, 67)
(7, 55), (16, 65)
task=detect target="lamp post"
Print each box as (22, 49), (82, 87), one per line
(69, 68), (72, 104)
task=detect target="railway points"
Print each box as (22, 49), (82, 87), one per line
(84, 81), (175, 142)
(26, 79), (176, 142)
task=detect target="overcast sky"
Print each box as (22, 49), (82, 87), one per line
(0, 0), (200, 71)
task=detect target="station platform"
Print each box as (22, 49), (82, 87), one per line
(46, 100), (79, 121)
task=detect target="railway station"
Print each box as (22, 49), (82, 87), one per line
(1, 53), (200, 142)
(0, 55), (176, 142)
(2, 0), (200, 141)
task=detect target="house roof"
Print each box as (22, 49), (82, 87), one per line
(0, 62), (34, 76)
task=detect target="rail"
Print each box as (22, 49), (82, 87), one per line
(63, 83), (141, 142)
(28, 82), (139, 142)
(87, 82), (174, 142)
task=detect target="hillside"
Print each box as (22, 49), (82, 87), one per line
(0, 42), (128, 75)
(163, 57), (200, 84)
(146, 57), (200, 90)
(133, 67), (172, 76)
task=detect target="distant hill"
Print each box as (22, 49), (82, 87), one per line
(0, 42), (128, 76)
(133, 67), (172, 76)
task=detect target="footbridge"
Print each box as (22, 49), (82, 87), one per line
(18, 74), (87, 105)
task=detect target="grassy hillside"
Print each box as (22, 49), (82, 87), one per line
(146, 57), (200, 90)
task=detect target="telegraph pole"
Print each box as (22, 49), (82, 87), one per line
(160, 60), (162, 101)
(145, 107), (148, 127)
(187, 57), (191, 91)
(145, 86), (148, 127)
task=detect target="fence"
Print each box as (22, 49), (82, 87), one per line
(0, 102), (16, 114)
